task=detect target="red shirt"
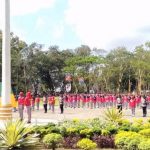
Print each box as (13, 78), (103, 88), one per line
(77, 95), (81, 101)
(18, 96), (24, 105)
(24, 96), (31, 106)
(129, 99), (136, 108)
(35, 97), (40, 103)
(49, 96), (55, 104)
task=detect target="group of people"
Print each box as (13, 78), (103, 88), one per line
(17, 91), (64, 123)
(17, 92), (150, 123)
(17, 91), (32, 123)
(60, 93), (149, 117)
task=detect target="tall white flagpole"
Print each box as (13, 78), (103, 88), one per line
(0, 0), (12, 120)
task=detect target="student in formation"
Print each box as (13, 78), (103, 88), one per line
(18, 91), (25, 121)
(35, 94), (40, 110)
(141, 95), (148, 117)
(129, 96), (136, 117)
(64, 94), (68, 108)
(43, 93), (48, 113)
(49, 94), (55, 113)
(31, 95), (35, 111)
(116, 95), (122, 113)
(59, 94), (64, 114)
(24, 91), (32, 123)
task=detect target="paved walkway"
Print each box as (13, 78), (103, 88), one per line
(12, 106), (150, 125)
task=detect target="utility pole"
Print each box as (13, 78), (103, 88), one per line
(0, 0), (12, 120)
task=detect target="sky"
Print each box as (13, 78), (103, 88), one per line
(1, 0), (150, 51)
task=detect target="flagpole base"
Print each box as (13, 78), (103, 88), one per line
(0, 104), (12, 120)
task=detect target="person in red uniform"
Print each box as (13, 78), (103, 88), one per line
(49, 94), (55, 113)
(123, 95), (128, 109)
(77, 94), (81, 108)
(129, 96), (136, 117)
(35, 94), (40, 110)
(31, 95), (35, 111)
(18, 92), (25, 121)
(24, 91), (32, 123)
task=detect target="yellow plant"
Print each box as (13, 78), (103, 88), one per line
(0, 120), (39, 149)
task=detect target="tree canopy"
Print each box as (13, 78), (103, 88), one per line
(1, 30), (150, 94)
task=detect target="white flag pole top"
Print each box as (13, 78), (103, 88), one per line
(0, 0), (12, 120)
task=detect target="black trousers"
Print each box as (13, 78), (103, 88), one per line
(43, 104), (47, 113)
(142, 107), (147, 117)
(117, 105), (122, 113)
(60, 104), (64, 114)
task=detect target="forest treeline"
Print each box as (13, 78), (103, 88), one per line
(1, 30), (150, 95)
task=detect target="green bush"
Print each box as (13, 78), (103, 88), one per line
(59, 126), (67, 137)
(101, 129), (110, 136)
(130, 123), (143, 132)
(91, 128), (101, 135)
(118, 119), (131, 131)
(142, 122), (150, 129)
(115, 131), (141, 149)
(33, 123), (58, 138)
(139, 129), (150, 138)
(77, 138), (97, 150)
(138, 139), (150, 150)
(66, 127), (78, 135)
(0, 120), (39, 149)
(43, 133), (63, 150)
(105, 124), (118, 134)
(130, 119), (144, 132)
(80, 129), (93, 138)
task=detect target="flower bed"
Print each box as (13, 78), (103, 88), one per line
(0, 109), (150, 149)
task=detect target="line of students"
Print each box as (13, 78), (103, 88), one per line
(18, 92), (149, 122)
(34, 93), (149, 117)
(61, 93), (149, 117)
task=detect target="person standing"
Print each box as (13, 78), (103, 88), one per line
(129, 96), (136, 117)
(116, 95), (122, 113)
(31, 96), (35, 111)
(77, 94), (81, 108)
(141, 95), (148, 117)
(24, 91), (32, 123)
(18, 92), (25, 121)
(59, 94), (64, 114)
(49, 94), (55, 113)
(43, 93), (48, 113)
(35, 94), (40, 110)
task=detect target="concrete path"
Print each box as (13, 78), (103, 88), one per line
(12, 106), (150, 125)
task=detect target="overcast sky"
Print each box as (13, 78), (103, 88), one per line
(1, 0), (150, 51)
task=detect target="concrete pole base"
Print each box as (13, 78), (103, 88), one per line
(0, 104), (12, 120)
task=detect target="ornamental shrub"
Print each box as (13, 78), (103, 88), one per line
(142, 122), (150, 129)
(66, 127), (78, 135)
(63, 135), (81, 149)
(105, 123), (118, 134)
(80, 129), (93, 138)
(130, 119), (144, 132)
(91, 128), (101, 135)
(33, 123), (58, 138)
(77, 138), (97, 150)
(0, 120), (39, 150)
(43, 133), (63, 150)
(139, 129), (150, 138)
(103, 108), (122, 123)
(115, 131), (141, 149)
(138, 139), (150, 150)
(118, 119), (131, 131)
(101, 129), (110, 136)
(92, 135), (115, 148)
